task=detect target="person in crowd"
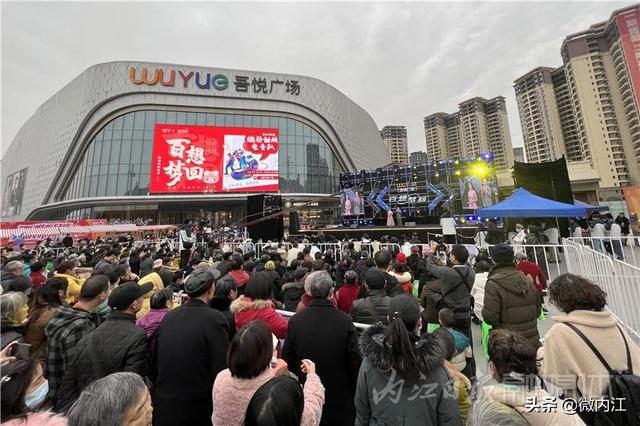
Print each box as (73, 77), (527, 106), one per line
(283, 271), (361, 426)
(136, 288), (174, 341)
(350, 269), (391, 325)
(53, 261), (82, 305)
(389, 259), (412, 294)
(128, 248), (142, 276)
(262, 260), (284, 301)
(94, 268), (122, 324)
(94, 249), (119, 272)
(514, 252), (547, 312)
(425, 244), (475, 377)
(213, 321), (302, 425)
(482, 244), (541, 350)
(139, 249), (155, 278)
(66, 372), (152, 426)
(589, 219), (606, 253)
(469, 260), (491, 324)
(230, 272), (288, 339)
(210, 275), (237, 339)
(1, 292), (28, 349)
(485, 222), (505, 245)
(57, 281), (152, 411)
(335, 270), (359, 315)
(136, 262), (165, 319)
(437, 308), (472, 373)
(228, 254), (250, 294)
(479, 329), (584, 425)
(1, 261), (32, 294)
(406, 245), (421, 279)
(62, 234), (73, 249)
(157, 257), (174, 287)
(540, 274), (640, 413)
(435, 328), (471, 425)
(355, 294), (460, 425)
(287, 241), (302, 267)
(27, 262), (46, 290)
(152, 269), (229, 426)
(607, 218), (624, 260)
(244, 370), (325, 426)
(25, 278), (68, 363)
(615, 212), (630, 243)
(1, 358), (67, 425)
(468, 400), (530, 426)
(282, 267), (308, 312)
(45, 274), (108, 403)
(373, 250), (403, 296)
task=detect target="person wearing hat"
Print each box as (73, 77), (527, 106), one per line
(153, 269), (230, 426)
(482, 244), (542, 350)
(350, 269), (392, 325)
(281, 267), (309, 312)
(356, 294), (459, 425)
(136, 259), (165, 319)
(406, 245), (422, 278)
(56, 281), (153, 412)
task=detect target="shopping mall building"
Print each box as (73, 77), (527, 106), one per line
(1, 61), (389, 227)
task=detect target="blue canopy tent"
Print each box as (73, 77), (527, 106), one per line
(573, 199), (609, 213)
(477, 188), (588, 217)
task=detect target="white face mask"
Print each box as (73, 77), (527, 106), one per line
(25, 380), (49, 409)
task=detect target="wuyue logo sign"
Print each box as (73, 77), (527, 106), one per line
(128, 66), (302, 96)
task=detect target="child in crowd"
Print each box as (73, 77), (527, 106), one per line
(437, 308), (472, 372)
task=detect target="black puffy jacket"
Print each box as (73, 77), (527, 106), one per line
(350, 289), (391, 325)
(56, 311), (148, 411)
(282, 281), (305, 312)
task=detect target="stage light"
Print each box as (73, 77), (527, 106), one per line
(454, 159), (459, 165)
(434, 172), (440, 177)
(460, 218), (466, 223)
(455, 170), (461, 176)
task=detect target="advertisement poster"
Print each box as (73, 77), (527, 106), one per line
(617, 9), (640, 111)
(149, 124), (279, 194)
(1, 168), (28, 218)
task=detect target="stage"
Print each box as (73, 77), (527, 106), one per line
(299, 224), (479, 242)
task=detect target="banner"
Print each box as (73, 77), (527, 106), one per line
(149, 124), (279, 194)
(1, 168), (28, 218)
(0, 219), (107, 248)
(617, 8), (640, 111)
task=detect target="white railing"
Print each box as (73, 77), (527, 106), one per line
(276, 309), (371, 331)
(566, 236), (640, 268)
(479, 243), (567, 281)
(340, 242), (402, 260)
(563, 238), (640, 341)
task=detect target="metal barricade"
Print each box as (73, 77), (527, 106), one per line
(480, 243), (566, 281)
(340, 242), (402, 260)
(563, 238), (640, 342)
(566, 236), (640, 268)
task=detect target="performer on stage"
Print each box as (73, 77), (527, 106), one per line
(386, 209), (395, 226)
(395, 207), (403, 227)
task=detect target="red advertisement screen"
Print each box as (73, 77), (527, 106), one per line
(149, 124), (279, 193)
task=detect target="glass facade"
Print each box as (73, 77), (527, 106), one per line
(62, 110), (344, 201)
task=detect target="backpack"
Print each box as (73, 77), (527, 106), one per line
(565, 323), (640, 426)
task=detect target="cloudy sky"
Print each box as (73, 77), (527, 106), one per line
(1, 1), (635, 157)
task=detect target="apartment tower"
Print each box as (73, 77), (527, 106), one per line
(381, 125), (409, 164)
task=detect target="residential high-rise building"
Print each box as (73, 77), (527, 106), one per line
(381, 125), (409, 164)
(513, 67), (566, 163)
(514, 5), (640, 192)
(423, 96), (514, 172)
(409, 151), (428, 165)
(514, 147), (526, 163)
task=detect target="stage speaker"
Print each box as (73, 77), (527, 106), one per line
(246, 194), (284, 241)
(289, 211), (301, 234)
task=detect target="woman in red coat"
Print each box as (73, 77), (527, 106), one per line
(336, 270), (360, 314)
(230, 272), (288, 339)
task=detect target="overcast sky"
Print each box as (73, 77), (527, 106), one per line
(1, 1), (635, 158)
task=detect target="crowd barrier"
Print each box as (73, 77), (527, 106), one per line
(276, 309), (371, 331)
(478, 243), (566, 280)
(565, 236), (640, 268)
(563, 238), (640, 342)
(340, 242), (402, 260)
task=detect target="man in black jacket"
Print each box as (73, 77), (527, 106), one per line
(373, 249), (403, 297)
(152, 269), (229, 426)
(57, 281), (152, 411)
(350, 269), (391, 325)
(283, 270), (362, 426)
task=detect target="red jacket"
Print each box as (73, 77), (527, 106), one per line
(230, 296), (288, 339)
(336, 283), (360, 314)
(228, 269), (250, 288)
(29, 271), (46, 290)
(516, 260), (547, 294)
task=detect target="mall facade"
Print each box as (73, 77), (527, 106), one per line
(1, 61), (390, 227)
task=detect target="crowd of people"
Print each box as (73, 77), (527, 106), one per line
(0, 222), (639, 426)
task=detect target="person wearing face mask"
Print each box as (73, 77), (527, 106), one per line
(0, 358), (67, 425)
(56, 281), (153, 412)
(24, 278), (68, 364)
